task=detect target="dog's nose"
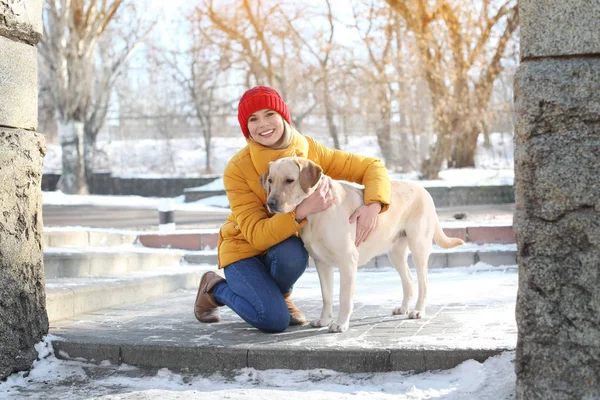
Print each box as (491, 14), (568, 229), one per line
(267, 198), (278, 211)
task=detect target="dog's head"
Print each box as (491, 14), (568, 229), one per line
(261, 157), (323, 214)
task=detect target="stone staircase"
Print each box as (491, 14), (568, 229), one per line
(44, 224), (516, 324)
(43, 229), (213, 323)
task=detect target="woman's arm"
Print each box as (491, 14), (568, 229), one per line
(306, 136), (391, 213)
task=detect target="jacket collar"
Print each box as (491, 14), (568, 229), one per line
(247, 122), (309, 175)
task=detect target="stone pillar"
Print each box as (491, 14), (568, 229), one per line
(514, 1), (600, 399)
(0, 0), (48, 380)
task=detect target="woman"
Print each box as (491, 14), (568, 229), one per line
(194, 86), (391, 333)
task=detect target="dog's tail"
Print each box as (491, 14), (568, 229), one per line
(433, 220), (465, 249)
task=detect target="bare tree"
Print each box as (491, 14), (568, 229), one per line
(385, 0), (519, 179)
(153, 14), (233, 174)
(83, 4), (151, 190)
(284, 0), (342, 149)
(352, 0), (407, 169)
(39, 0), (124, 194)
(197, 0), (319, 131)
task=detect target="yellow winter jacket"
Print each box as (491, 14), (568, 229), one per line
(217, 127), (391, 268)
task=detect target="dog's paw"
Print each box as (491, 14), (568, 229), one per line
(328, 322), (349, 333)
(310, 318), (331, 328)
(392, 306), (409, 315)
(408, 310), (424, 319)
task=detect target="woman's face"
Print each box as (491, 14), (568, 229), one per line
(247, 108), (285, 147)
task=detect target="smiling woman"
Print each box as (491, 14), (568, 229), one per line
(247, 109), (286, 147)
(193, 85), (391, 335)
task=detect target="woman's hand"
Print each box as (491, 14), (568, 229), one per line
(349, 203), (382, 247)
(295, 178), (336, 220)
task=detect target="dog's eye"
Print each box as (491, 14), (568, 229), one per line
(285, 179), (294, 184)
(268, 178), (273, 184)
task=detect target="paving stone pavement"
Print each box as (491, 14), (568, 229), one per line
(50, 267), (517, 374)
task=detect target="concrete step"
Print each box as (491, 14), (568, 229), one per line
(45, 224), (516, 254)
(46, 265), (215, 323)
(44, 246), (184, 278)
(44, 228), (139, 248)
(139, 225), (515, 251)
(182, 244), (518, 269)
(138, 229), (219, 250)
(183, 187), (226, 202)
(49, 267), (517, 373)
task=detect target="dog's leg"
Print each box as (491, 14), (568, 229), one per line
(329, 261), (357, 333)
(388, 237), (413, 316)
(408, 237), (432, 319)
(310, 263), (334, 328)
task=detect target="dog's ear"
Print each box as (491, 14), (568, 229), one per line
(295, 158), (323, 193)
(260, 163), (271, 193)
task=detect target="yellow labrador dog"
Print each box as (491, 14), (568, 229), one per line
(262, 157), (465, 333)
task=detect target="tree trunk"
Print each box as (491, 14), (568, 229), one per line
(204, 129), (212, 174)
(375, 94), (397, 168)
(322, 75), (340, 149)
(397, 124), (414, 172)
(83, 130), (96, 192)
(449, 124), (479, 168)
(421, 134), (451, 179)
(376, 122), (395, 168)
(56, 118), (88, 194)
(324, 104), (340, 150)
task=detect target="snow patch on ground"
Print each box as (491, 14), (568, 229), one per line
(44, 133), (514, 185)
(0, 336), (516, 400)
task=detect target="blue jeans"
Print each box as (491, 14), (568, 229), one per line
(212, 236), (309, 333)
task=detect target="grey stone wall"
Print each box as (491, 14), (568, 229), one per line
(514, 1), (600, 399)
(0, 0), (48, 381)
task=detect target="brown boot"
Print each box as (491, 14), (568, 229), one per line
(194, 271), (225, 323)
(283, 291), (307, 326)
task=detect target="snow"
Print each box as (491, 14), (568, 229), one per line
(43, 132), (514, 214)
(42, 191), (230, 213)
(392, 167), (514, 187)
(43, 132), (514, 184)
(21, 133), (519, 398)
(0, 338), (516, 400)
(43, 244), (185, 255)
(2, 265), (518, 398)
(185, 177), (224, 191)
(44, 264), (213, 290)
(288, 264), (518, 349)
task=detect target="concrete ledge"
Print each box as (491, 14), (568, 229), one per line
(122, 346), (248, 373)
(184, 248), (518, 269)
(184, 189), (226, 202)
(418, 349), (507, 372)
(141, 226), (514, 252)
(138, 233), (219, 251)
(42, 173), (219, 197)
(44, 230), (138, 248)
(467, 226), (515, 244)
(52, 340), (510, 373)
(53, 342), (122, 365)
(182, 253), (217, 265)
(43, 173), (513, 204)
(183, 185), (515, 207)
(46, 269), (207, 322)
(44, 249), (183, 278)
(248, 348), (392, 373)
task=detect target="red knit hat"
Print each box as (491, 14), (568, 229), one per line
(237, 86), (291, 138)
